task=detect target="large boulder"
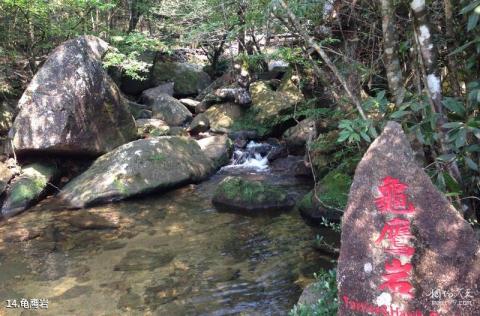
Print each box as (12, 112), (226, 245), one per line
(203, 86), (252, 107)
(151, 62), (211, 97)
(151, 94), (192, 126)
(59, 137), (215, 208)
(337, 122), (479, 316)
(212, 176), (294, 213)
(1, 163), (58, 218)
(196, 135), (233, 169)
(282, 118), (317, 155)
(11, 35), (136, 156)
(204, 103), (244, 133)
(140, 82), (175, 106)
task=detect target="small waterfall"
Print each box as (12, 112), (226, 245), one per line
(223, 141), (274, 172)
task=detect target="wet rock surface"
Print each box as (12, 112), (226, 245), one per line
(212, 176), (295, 213)
(337, 121), (480, 316)
(1, 163), (58, 217)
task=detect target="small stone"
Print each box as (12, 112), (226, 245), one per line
(114, 249), (175, 271)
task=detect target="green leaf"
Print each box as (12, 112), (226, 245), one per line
(337, 132), (350, 143)
(465, 157), (479, 171)
(360, 131), (371, 143)
(437, 154), (456, 162)
(390, 110), (411, 119)
(467, 13), (480, 31)
(466, 144), (480, 153)
(455, 128), (467, 148)
(443, 98), (466, 116)
(460, 1), (480, 14)
(444, 172), (461, 194)
(442, 122), (463, 129)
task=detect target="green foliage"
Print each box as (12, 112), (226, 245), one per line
(103, 33), (165, 80)
(318, 170), (352, 210)
(289, 269), (338, 316)
(337, 119), (376, 144)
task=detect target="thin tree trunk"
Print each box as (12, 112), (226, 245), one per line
(443, 0), (462, 97)
(276, 0), (368, 121)
(380, 0), (406, 106)
(410, 0), (462, 183)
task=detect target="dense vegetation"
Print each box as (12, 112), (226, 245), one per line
(1, 0), (479, 314)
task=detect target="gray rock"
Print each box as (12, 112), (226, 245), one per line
(127, 100), (152, 119)
(59, 137), (215, 208)
(140, 82), (175, 106)
(0, 161), (13, 195)
(179, 98), (200, 112)
(204, 103), (244, 133)
(188, 113), (210, 134)
(151, 62), (211, 97)
(1, 163), (58, 217)
(151, 94), (193, 126)
(204, 87), (252, 106)
(337, 121), (479, 316)
(11, 36), (136, 156)
(298, 283), (324, 306)
(135, 119), (170, 137)
(283, 118), (317, 155)
(196, 135), (233, 169)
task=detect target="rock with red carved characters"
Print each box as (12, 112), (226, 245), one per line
(337, 121), (479, 316)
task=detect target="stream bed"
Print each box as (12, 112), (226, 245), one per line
(0, 157), (338, 316)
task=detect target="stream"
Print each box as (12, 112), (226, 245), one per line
(0, 146), (338, 316)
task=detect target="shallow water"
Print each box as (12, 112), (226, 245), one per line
(0, 166), (337, 316)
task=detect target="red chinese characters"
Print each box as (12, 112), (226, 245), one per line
(379, 259), (414, 298)
(376, 218), (415, 257)
(375, 176), (416, 301)
(375, 177), (415, 214)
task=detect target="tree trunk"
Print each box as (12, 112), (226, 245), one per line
(410, 0), (462, 183)
(380, 0), (406, 106)
(443, 0), (462, 97)
(276, 0), (368, 121)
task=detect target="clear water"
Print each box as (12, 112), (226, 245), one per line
(0, 167), (337, 315)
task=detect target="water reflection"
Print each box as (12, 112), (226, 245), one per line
(0, 168), (337, 315)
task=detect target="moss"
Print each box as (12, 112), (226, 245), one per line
(148, 153), (166, 162)
(215, 177), (287, 203)
(297, 191), (314, 211)
(318, 170), (352, 209)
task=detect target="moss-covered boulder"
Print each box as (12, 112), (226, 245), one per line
(60, 137), (215, 208)
(298, 169), (352, 224)
(151, 94), (193, 126)
(1, 163), (58, 217)
(196, 135), (233, 169)
(212, 176), (294, 213)
(249, 72), (304, 124)
(151, 62), (211, 97)
(204, 103), (244, 133)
